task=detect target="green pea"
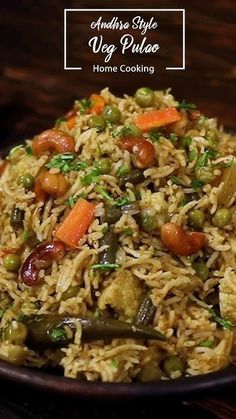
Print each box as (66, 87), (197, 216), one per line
(134, 87), (154, 107)
(213, 208), (232, 228)
(88, 115), (106, 131)
(188, 209), (205, 229)
(3, 254), (21, 272)
(125, 123), (142, 137)
(4, 321), (28, 345)
(163, 356), (185, 377)
(61, 285), (80, 301)
(192, 260), (209, 281)
(102, 106), (121, 124)
(94, 158), (111, 174)
(17, 174), (35, 189)
(140, 208), (158, 232)
(195, 166), (215, 184)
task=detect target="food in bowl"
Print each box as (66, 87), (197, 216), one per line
(0, 87), (236, 382)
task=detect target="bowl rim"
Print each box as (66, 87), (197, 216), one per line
(0, 361), (236, 399)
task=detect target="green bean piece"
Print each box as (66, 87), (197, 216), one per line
(134, 87), (154, 107)
(88, 115), (106, 131)
(3, 254), (21, 272)
(103, 205), (122, 224)
(194, 166), (215, 184)
(99, 231), (119, 267)
(119, 169), (145, 188)
(102, 106), (121, 124)
(134, 293), (156, 326)
(61, 285), (80, 301)
(213, 208), (232, 228)
(17, 174), (35, 189)
(94, 158), (111, 174)
(23, 315), (166, 348)
(140, 208), (158, 232)
(163, 355), (185, 377)
(10, 207), (24, 229)
(4, 321), (28, 345)
(138, 362), (163, 382)
(192, 260), (209, 281)
(188, 209), (205, 229)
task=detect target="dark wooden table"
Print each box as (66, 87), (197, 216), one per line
(0, 1), (236, 418)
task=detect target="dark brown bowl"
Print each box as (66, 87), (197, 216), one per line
(1, 142), (236, 400)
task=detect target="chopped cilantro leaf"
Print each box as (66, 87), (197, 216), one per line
(191, 179), (205, 190)
(148, 130), (161, 143)
(25, 145), (33, 155)
(169, 133), (178, 143)
(111, 358), (119, 369)
(115, 196), (130, 207)
(123, 228), (133, 236)
(66, 196), (78, 208)
(188, 149), (197, 162)
(209, 308), (233, 330)
(46, 154), (88, 174)
(96, 186), (116, 206)
(75, 98), (91, 114)
(199, 339), (214, 348)
(177, 101), (197, 110)
(196, 149), (218, 169)
(81, 168), (101, 185)
(55, 116), (66, 127)
(50, 327), (67, 341)
(224, 160), (234, 168)
(182, 136), (192, 149)
(171, 176), (181, 185)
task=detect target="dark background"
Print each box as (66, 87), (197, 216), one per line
(0, 0), (236, 418)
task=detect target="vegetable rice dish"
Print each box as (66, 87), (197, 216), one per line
(0, 87), (236, 382)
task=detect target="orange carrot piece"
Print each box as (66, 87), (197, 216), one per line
(55, 198), (95, 248)
(67, 116), (77, 130)
(89, 94), (105, 115)
(135, 107), (181, 132)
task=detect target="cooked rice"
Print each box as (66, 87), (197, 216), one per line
(0, 87), (236, 383)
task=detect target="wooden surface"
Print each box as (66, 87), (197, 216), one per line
(0, 1), (236, 418)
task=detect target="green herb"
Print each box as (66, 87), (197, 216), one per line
(188, 149), (197, 162)
(16, 313), (27, 322)
(46, 153), (88, 174)
(112, 126), (132, 138)
(101, 226), (109, 234)
(23, 231), (30, 242)
(171, 176), (181, 185)
(50, 327), (67, 341)
(115, 196), (130, 207)
(117, 165), (130, 177)
(111, 358), (119, 369)
(97, 186), (116, 206)
(198, 115), (207, 126)
(25, 145), (33, 155)
(106, 121), (113, 132)
(66, 196), (78, 208)
(75, 98), (91, 114)
(81, 168), (101, 185)
(123, 228), (133, 236)
(94, 308), (101, 319)
(199, 339), (214, 348)
(196, 149), (218, 168)
(134, 190), (141, 201)
(209, 308), (233, 330)
(182, 136), (192, 149)
(8, 145), (24, 156)
(55, 116), (66, 127)
(191, 179), (205, 190)
(148, 130), (161, 143)
(224, 160), (234, 168)
(78, 192), (89, 200)
(169, 133), (178, 143)
(0, 309), (4, 319)
(177, 101), (197, 110)
(91, 263), (121, 271)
